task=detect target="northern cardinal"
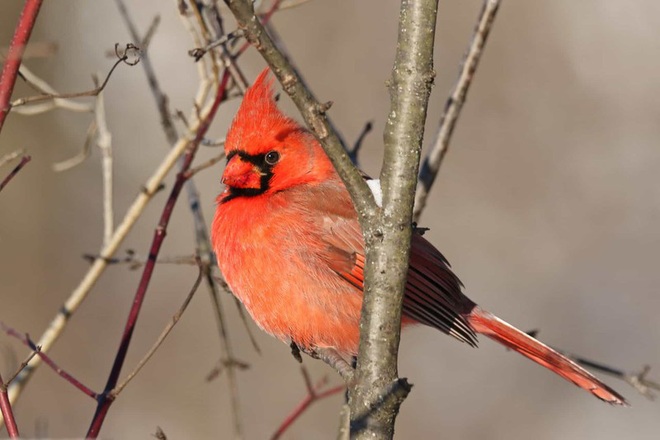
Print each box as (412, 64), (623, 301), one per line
(211, 69), (626, 405)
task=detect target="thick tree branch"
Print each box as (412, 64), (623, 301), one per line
(348, 1), (439, 438)
(413, 0), (500, 221)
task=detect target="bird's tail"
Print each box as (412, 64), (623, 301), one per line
(466, 306), (628, 406)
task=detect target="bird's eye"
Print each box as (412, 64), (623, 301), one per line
(265, 150), (280, 165)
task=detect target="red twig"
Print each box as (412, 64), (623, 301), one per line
(271, 367), (345, 440)
(0, 155), (31, 193)
(0, 0), (44, 133)
(0, 322), (98, 399)
(0, 373), (19, 439)
(85, 69), (232, 439)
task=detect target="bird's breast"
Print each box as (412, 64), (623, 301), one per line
(211, 194), (363, 355)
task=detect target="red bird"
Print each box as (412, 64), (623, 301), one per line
(211, 69), (626, 405)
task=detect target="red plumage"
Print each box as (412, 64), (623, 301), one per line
(211, 69), (627, 405)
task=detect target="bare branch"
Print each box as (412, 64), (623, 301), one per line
(95, 84), (114, 246)
(0, 149), (25, 168)
(0, 0), (44, 132)
(0, 323), (97, 399)
(551, 343), (660, 400)
(52, 120), (97, 171)
(5, 80), (227, 420)
(205, 358), (250, 382)
(271, 367), (344, 440)
(413, 0), (500, 221)
(185, 150), (225, 177)
(4, 351), (38, 387)
(0, 155), (31, 193)
(348, 121), (373, 164)
(189, 29), (245, 62)
(348, 0), (440, 436)
(85, 71), (232, 439)
(116, 5), (248, 436)
(15, 64), (93, 115)
(110, 261), (204, 397)
(9, 43), (140, 109)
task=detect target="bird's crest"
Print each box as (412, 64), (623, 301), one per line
(225, 68), (301, 156)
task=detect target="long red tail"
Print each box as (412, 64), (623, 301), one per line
(466, 306), (628, 406)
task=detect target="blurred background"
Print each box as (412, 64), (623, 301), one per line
(1, 0), (659, 438)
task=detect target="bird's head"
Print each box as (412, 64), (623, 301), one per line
(219, 68), (335, 202)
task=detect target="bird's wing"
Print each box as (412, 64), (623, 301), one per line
(311, 182), (477, 346)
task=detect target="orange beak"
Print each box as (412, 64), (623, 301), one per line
(222, 155), (261, 189)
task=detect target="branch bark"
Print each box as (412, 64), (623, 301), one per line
(348, 1), (438, 437)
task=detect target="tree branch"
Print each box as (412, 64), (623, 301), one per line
(413, 0), (500, 221)
(109, 260), (204, 398)
(85, 70), (231, 438)
(4, 69), (228, 425)
(0, 322), (97, 399)
(0, 372), (19, 438)
(115, 3), (248, 435)
(271, 367), (344, 440)
(0, 155), (30, 193)
(0, 0), (44, 133)
(348, 1), (439, 437)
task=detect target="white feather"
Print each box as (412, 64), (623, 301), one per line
(366, 179), (383, 207)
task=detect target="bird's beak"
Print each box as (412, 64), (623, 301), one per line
(222, 155), (261, 189)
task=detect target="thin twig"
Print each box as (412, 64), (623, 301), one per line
(141, 15), (161, 49)
(0, 323), (97, 399)
(0, 149), (25, 168)
(110, 260), (204, 397)
(114, 0), (179, 143)
(85, 70), (231, 439)
(82, 251), (197, 269)
(4, 350), (38, 386)
(52, 118), (97, 172)
(205, 358), (250, 382)
(95, 83), (114, 246)
(559, 350), (659, 400)
(9, 43), (140, 109)
(0, 155), (31, 193)
(5, 84), (225, 422)
(271, 367), (344, 440)
(185, 150), (225, 177)
(348, 121), (373, 164)
(116, 4), (248, 437)
(201, 265), (246, 437)
(413, 0), (500, 221)
(189, 29), (244, 62)
(0, 0), (44, 132)
(14, 64), (93, 115)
